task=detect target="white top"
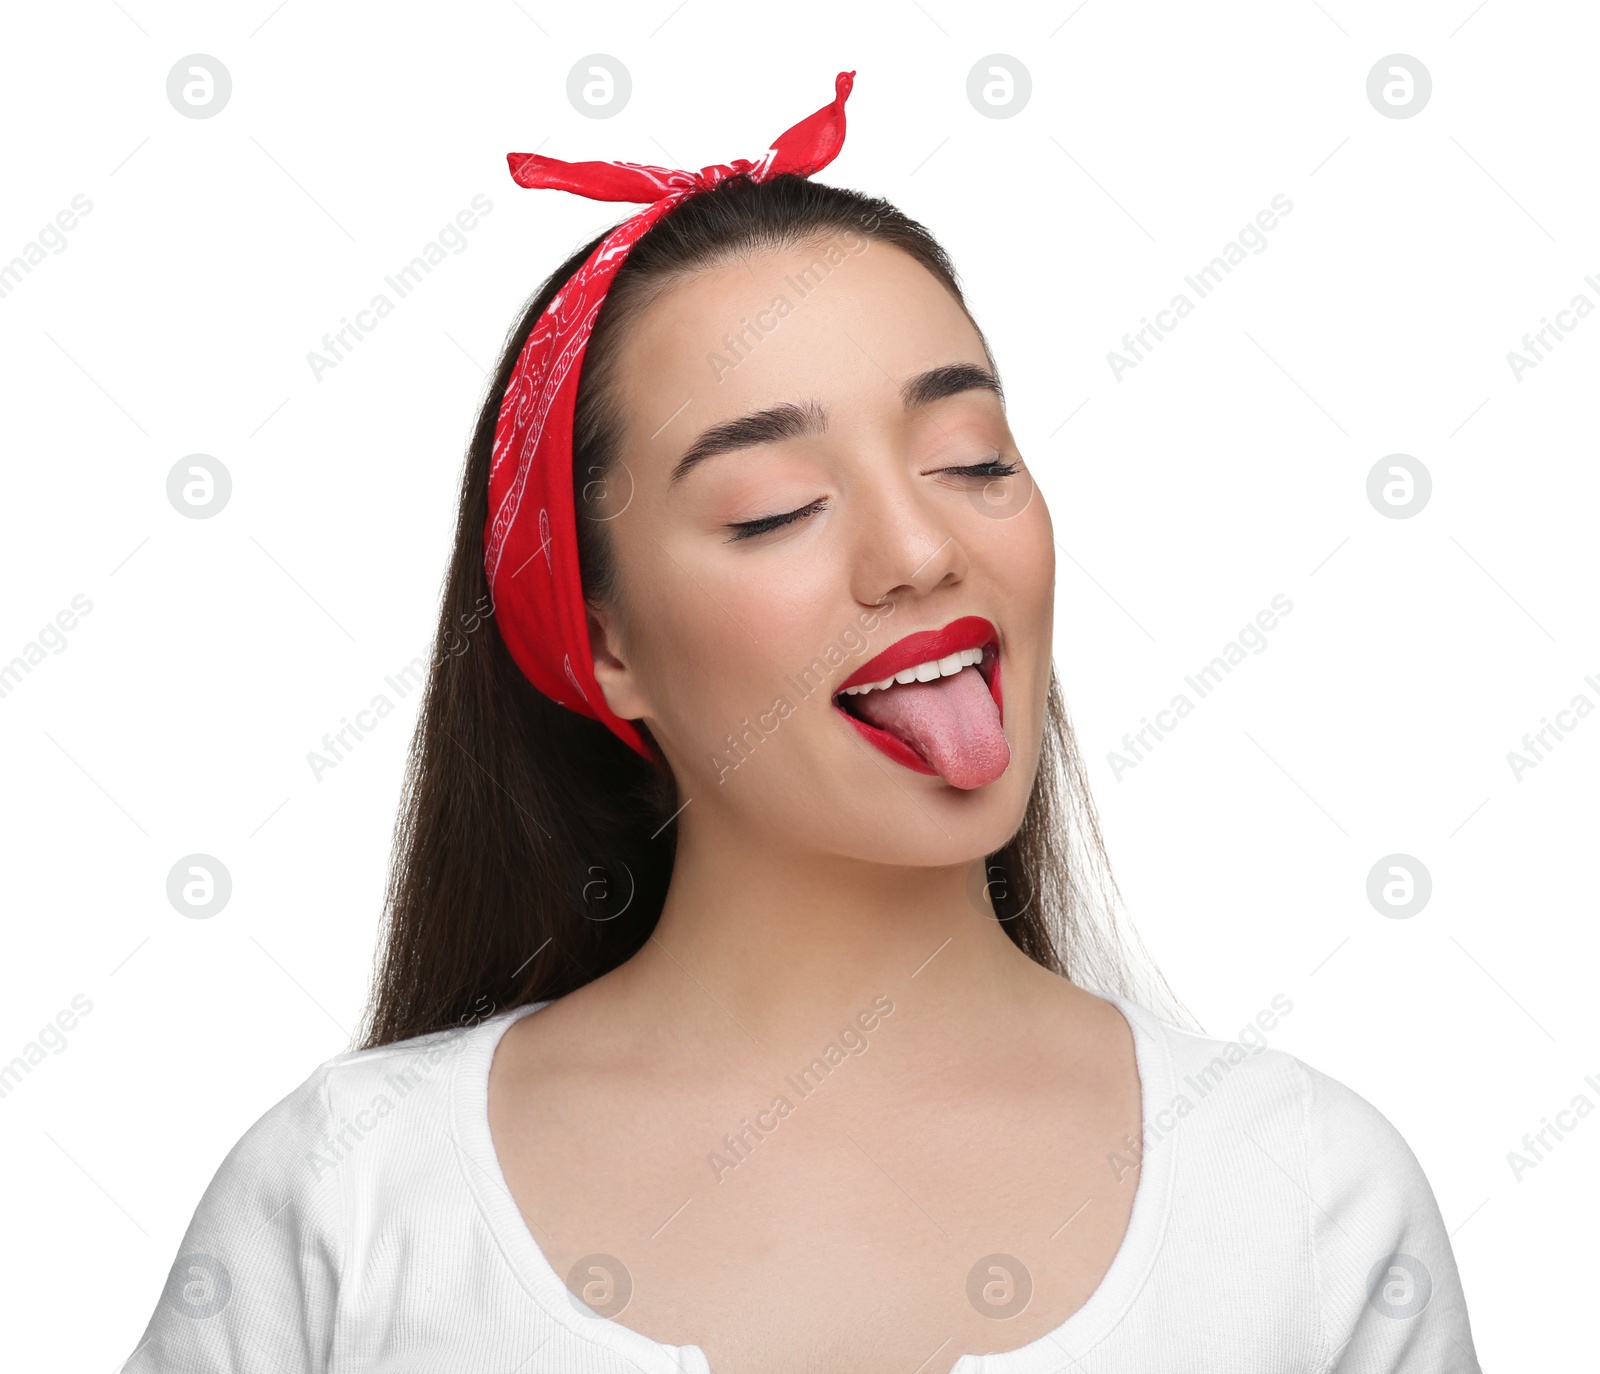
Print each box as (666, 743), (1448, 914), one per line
(121, 993), (1482, 1372)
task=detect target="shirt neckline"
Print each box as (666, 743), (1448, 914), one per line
(450, 989), (1178, 1374)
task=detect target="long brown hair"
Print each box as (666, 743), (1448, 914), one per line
(355, 173), (1187, 1050)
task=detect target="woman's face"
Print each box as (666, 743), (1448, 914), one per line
(587, 233), (1055, 868)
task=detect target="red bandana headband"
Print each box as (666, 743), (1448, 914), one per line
(485, 70), (856, 759)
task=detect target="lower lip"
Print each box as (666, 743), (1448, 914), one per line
(833, 642), (1004, 775)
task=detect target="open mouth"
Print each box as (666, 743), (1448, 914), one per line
(831, 615), (1008, 790)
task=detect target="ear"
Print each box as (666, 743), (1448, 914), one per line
(586, 601), (654, 723)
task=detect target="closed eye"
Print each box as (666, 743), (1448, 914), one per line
(723, 497), (829, 543)
(721, 459), (1020, 542)
(935, 457), (1019, 479)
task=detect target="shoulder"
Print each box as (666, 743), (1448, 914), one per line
(1119, 997), (1482, 1370)
(1117, 994), (1445, 1188)
(315, 1022), (480, 1173)
(1113, 991), (1314, 1148)
(205, 1020), (475, 1190)
(1292, 1055), (1438, 1221)
(180, 1016), (483, 1256)
(122, 1016), (499, 1371)
(1291, 1056), (1482, 1370)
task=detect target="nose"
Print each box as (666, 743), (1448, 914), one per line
(846, 464), (970, 613)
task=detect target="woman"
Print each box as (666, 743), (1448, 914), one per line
(124, 73), (1480, 1372)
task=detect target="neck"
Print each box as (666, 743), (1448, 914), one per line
(613, 810), (1066, 1067)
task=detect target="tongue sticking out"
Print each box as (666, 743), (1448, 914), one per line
(849, 666), (1009, 789)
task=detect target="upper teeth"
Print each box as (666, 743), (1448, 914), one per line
(840, 647), (984, 696)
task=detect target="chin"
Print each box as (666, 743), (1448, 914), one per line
(834, 808), (1030, 873)
(817, 732), (1040, 871)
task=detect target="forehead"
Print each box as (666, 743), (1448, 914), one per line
(608, 239), (991, 450)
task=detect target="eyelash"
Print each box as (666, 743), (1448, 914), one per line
(723, 458), (1021, 542)
(724, 497), (829, 543)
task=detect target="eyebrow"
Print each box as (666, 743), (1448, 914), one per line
(667, 361), (1004, 486)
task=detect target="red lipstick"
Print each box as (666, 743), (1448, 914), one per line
(832, 614), (1004, 775)
(836, 615), (1001, 697)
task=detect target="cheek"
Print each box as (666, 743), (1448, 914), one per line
(975, 498), (1055, 609)
(620, 541), (841, 747)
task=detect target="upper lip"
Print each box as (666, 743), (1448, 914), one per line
(834, 615), (998, 695)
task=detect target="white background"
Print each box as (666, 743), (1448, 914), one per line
(1, 1), (1594, 1368)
